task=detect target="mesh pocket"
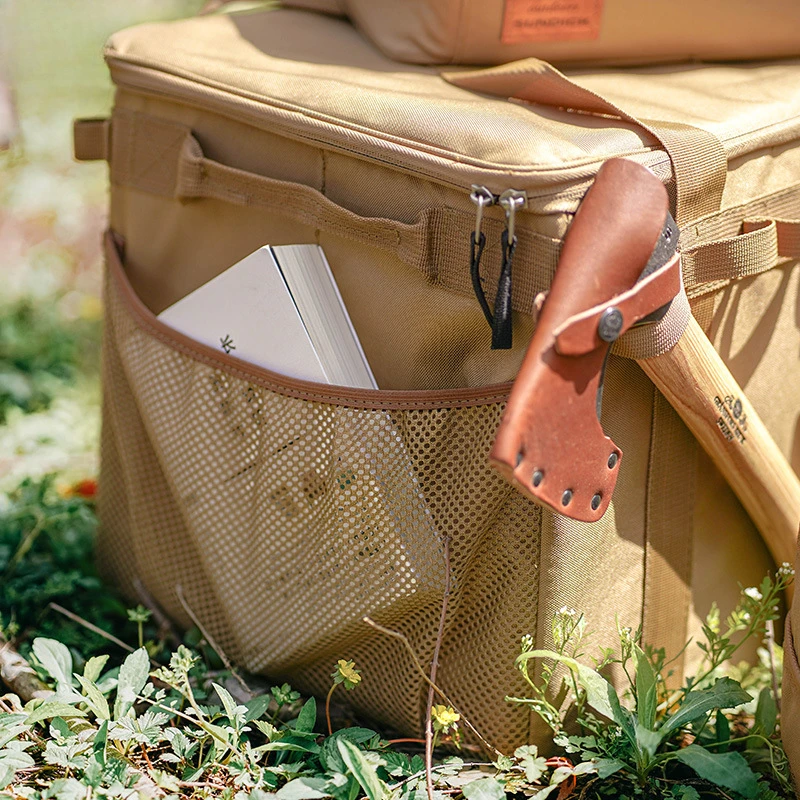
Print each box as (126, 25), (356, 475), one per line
(99, 233), (543, 750)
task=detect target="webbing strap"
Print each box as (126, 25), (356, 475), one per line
(442, 59), (728, 227)
(641, 390), (697, 684)
(683, 218), (800, 289)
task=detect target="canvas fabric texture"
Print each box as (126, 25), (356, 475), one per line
(279, 0), (800, 67)
(77, 7), (800, 754)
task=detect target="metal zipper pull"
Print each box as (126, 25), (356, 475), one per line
(469, 185), (497, 328)
(499, 189), (527, 245)
(492, 190), (528, 349)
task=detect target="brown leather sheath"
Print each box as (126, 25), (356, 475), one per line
(490, 159), (681, 522)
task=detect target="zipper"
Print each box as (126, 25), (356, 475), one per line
(107, 54), (800, 206)
(105, 57), (677, 200)
(469, 186), (528, 349)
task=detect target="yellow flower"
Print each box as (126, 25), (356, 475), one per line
(333, 659), (362, 690)
(431, 704), (460, 733)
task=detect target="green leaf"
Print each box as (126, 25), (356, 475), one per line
(276, 777), (331, 800)
(715, 710), (730, 751)
(337, 739), (385, 800)
(0, 764), (13, 790)
(26, 701), (87, 725)
(196, 719), (234, 754)
(633, 644), (657, 730)
(253, 741), (318, 754)
(754, 686), (777, 736)
(295, 697), (317, 734)
(0, 721), (28, 751)
(594, 758), (625, 779)
(46, 777), (86, 800)
(318, 728), (378, 774)
(674, 745), (759, 799)
(514, 745), (547, 783)
(83, 655), (109, 685)
(332, 728), (378, 747)
(212, 682), (247, 726)
(113, 647), (150, 720)
(244, 693), (273, 722)
(32, 638), (73, 687)
(633, 724), (662, 760)
(660, 678), (751, 740)
(93, 720), (108, 766)
(530, 786), (560, 800)
(0, 746), (35, 772)
(75, 674), (110, 721)
(50, 717), (73, 740)
(672, 786), (700, 800)
(461, 777), (505, 800)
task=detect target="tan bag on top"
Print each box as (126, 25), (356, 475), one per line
(281, 0), (800, 66)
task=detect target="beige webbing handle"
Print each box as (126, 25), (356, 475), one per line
(640, 314), (800, 585)
(683, 217), (800, 288)
(443, 59), (728, 227)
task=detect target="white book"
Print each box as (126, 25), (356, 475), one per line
(157, 245), (377, 389)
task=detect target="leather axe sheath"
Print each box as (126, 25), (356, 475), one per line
(491, 158), (800, 574)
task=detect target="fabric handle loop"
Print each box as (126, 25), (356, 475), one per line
(682, 217), (800, 291)
(443, 58), (728, 227)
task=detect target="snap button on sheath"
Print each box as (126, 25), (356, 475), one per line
(598, 307), (624, 342)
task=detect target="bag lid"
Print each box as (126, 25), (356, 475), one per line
(106, 8), (800, 218)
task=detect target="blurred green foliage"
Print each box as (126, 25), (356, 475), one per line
(0, 298), (101, 423)
(0, 475), (136, 660)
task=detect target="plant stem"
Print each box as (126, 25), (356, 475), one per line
(134, 577), (180, 646)
(361, 619), (501, 757)
(48, 602), (136, 655)
(176, 584), (252, 697)
(426, 537), (451, 800)
(765, 618), (781, 714)
(325, 683), (337, 736)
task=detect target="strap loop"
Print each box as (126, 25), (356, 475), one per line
(73, 118), (110, 162)
(682, 217), (800, 291)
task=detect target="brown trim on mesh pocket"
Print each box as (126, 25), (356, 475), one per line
(105, 230), (513, 409)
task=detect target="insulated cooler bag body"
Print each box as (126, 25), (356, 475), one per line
(280, 0), (800, 67)
(75, 8), (800, 752)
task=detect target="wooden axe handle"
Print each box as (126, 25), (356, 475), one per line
(640, 315), (800, 577)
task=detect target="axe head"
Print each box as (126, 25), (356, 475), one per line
(490, 158), (682, 522)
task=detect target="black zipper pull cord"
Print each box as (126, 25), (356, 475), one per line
(492, 190), (527, 350)
(469, 186), (495, 327)
(492, 228), (515, 349)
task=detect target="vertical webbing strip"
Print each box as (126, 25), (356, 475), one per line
(645, 119), (727, 226)
(641, 389), (697, 683)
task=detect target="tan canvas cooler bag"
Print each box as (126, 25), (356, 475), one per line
(73, 7), (800, 753)
(278, 0), (800, 67)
